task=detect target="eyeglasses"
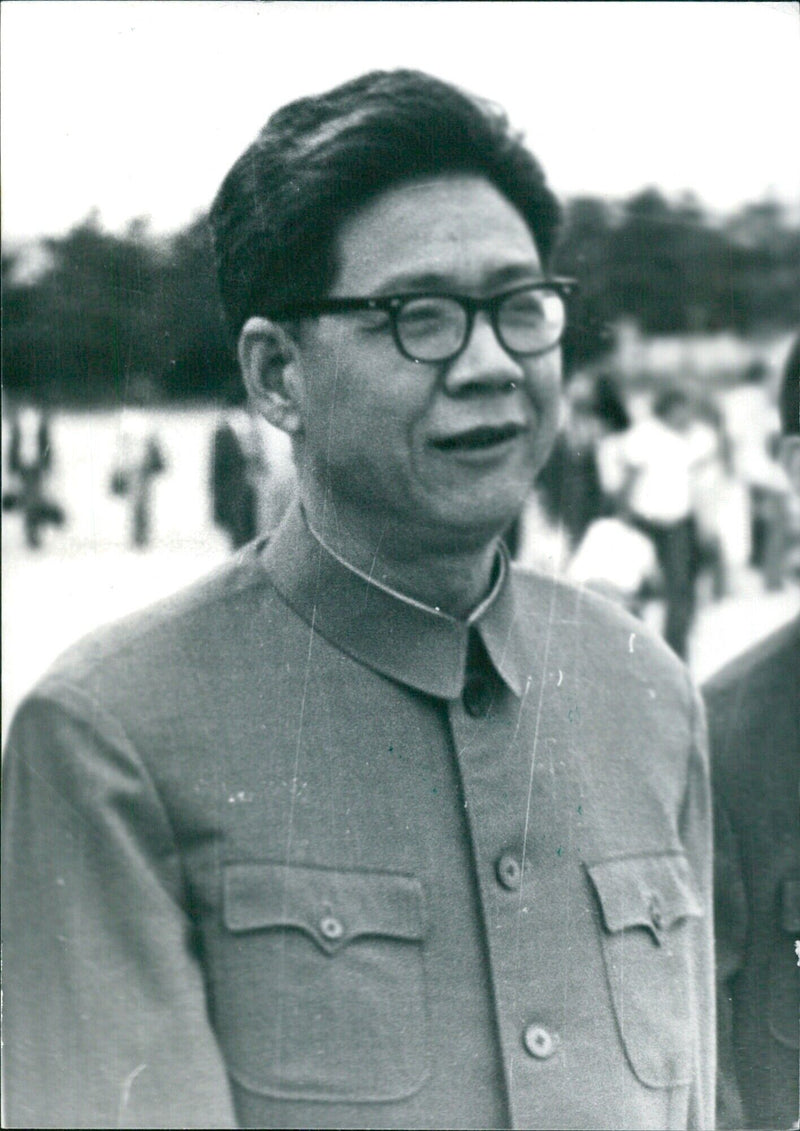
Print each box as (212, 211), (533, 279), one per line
(265, 279), (577, 364)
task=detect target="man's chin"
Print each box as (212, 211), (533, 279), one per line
(413, 501), (525, 554)
(312, 472), (528, 555)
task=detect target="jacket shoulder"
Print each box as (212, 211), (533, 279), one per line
(31, 540), (278, 701)
(511, 565), (690, 689)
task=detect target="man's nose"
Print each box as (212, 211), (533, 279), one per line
(442, 311), (525, 395)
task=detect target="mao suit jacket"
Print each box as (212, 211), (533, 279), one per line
(705, 616), (800, 1129)
(2, 501), (715, 1129)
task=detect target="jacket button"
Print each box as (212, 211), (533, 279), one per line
(319, 915), (344, 941)
(649, 894), (664, 932)
(523, 1024), (559, 1060)
(496, 852), (522, 891)
(462, 677), (493, 718)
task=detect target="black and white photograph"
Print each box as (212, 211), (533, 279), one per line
(2, 2), (799, 1127)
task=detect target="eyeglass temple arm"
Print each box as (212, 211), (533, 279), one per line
(264, 278), (579, 319)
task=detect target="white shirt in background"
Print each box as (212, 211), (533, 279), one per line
(722, 384), (789, 493)
(607, 416), (695, 525)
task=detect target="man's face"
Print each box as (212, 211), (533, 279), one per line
(292, 174), (562, 545)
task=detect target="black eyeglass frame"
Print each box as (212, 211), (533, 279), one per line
(262, 278), (579, 363)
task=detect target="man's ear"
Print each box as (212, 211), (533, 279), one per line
(237, 317), (304, 436)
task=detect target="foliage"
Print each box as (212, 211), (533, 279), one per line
(553, 189), (800, 372)
(3, 191), (799, 403)
(3, 213), (236, 404)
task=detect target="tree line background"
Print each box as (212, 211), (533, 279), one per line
(4, 188), (799, 406)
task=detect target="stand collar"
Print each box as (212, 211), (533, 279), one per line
(260, 501), (528, 700)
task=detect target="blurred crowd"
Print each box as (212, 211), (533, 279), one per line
(529, 356), (798, 657)
(4, 350), (798, 665)
(2, 378), (296, 559)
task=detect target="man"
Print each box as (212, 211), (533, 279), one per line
(722, 358), (791, 590)
(210, 386), (295, 549)
(4, 399), (64, 549)
(597, 388), (700, 659)
(706, 335), (800, 1130)
(2, 71), (714, 1129)
(109, 379), (167, 549)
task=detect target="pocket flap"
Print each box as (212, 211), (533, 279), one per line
(224, 862), (426, 954)
(780, 877), (800, 932)
(587, 853), (702, 944)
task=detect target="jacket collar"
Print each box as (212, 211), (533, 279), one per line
(260, 500), (528, 700)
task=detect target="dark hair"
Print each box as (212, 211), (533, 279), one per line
(653, 388), (690, 421)
(593, 374), (630, 432)
(780, 334), (800, 436)
(209, 70), (561, 338)
(743, 359), (769, 385)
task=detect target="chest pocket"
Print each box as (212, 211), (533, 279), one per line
(771, 876), (800, 1048)
(586, 852), (704, 1088)
(212, 861), (429, 1102)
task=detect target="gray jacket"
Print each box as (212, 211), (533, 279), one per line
(2, 502), (715, 1128)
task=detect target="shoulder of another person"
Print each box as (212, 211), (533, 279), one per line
(705, 616), (800, 709)
(704, 617), (800, 776)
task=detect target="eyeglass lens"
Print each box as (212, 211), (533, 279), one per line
(394, 288), (565, 362)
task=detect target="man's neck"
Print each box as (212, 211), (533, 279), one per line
(301, 490), (503, 621)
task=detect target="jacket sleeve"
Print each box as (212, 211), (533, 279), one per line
(678, 680), (717, 1131)
(1, 682), (237, 1129)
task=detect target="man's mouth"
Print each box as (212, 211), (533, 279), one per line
(430, 423), (527, 452)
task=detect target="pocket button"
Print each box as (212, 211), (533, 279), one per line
(649, 894), (664, 933)
(320, 914), (344, 941)
(523, 1024), (559, 1060)
(496, 852), (523, 891)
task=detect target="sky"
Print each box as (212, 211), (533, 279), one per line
(2, 0), (799, 244)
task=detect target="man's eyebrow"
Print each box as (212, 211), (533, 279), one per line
(370, 263), (544, 296)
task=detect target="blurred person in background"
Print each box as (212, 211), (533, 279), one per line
(706, 333), (799, 1130)
(210, 383), (295, 550)
(530, 372), (633, 584)
(564, 374), (661, 613)
(595, 387), (699, 659)
(533, 373), (606, 551)
(722, 358), (791, 591)
(592, 372), (639, 519)
(592, 372), (634, 505)
(2, 70), (714, 1130)
(566, 505), (658, 617)
(684, 396), (740, 602)
(3, 398), (65, 549)
(210, 385), (261, 549)
(109, 376), (167, 548)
